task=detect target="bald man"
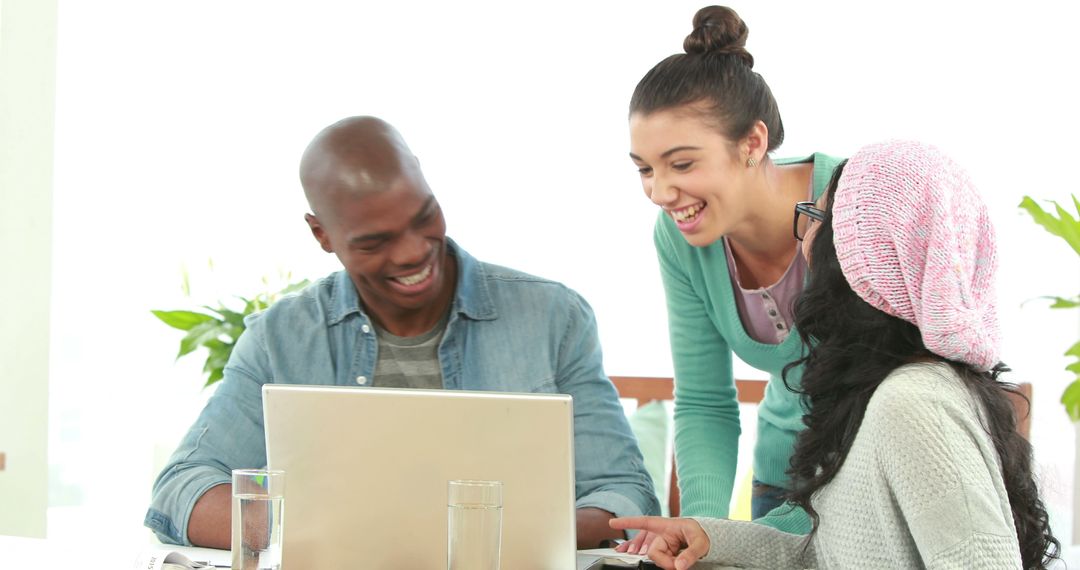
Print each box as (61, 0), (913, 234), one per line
(145, 116), (660, 550)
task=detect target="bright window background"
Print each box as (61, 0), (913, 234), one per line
(48, 0), (1080, 543)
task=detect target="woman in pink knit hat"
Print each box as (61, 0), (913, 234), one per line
(612, 140), (1060, 569)
(623, 4), (845, 541)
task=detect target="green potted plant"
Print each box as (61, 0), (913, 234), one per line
(1018, 195), (1080, 422)
(153, 270), (310, 388)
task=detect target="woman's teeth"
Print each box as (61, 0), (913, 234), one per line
(672, 204), (704, 222)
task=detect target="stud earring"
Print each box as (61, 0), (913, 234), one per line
(747, 157), (757, 168)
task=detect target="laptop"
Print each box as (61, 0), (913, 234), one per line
(263, 384), (578, 569)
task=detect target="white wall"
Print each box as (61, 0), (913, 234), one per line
(0, 0), (56, 538)
(43, 0), (1080, 543)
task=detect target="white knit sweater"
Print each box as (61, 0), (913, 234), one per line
(694, 363), (1022, 569)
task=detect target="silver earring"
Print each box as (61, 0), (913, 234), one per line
(747, 157), (757, 168)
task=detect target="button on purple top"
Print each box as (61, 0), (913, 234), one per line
(723, 237), (806, 345)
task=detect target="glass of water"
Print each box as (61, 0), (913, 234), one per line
(232, 469), (285, 570)
(447, 480), (503, 570)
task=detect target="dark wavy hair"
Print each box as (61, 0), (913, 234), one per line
(782, 162), (1059, 568)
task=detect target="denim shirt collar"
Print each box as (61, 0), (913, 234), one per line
(324, 237), (496, 326)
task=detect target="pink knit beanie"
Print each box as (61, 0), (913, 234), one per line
(831, 140), (1000, 371)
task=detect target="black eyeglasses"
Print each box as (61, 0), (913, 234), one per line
(793, 201), (826, 241)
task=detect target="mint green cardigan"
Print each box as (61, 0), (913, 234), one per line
(654, 152), (844, 534)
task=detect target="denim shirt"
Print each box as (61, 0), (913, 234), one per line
(145, 239), (659, 544)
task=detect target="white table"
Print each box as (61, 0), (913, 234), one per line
(5, 533), (1074, 569)
(0, 535), (230, 569)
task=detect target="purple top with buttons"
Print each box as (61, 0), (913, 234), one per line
(723, 237), (806, 345)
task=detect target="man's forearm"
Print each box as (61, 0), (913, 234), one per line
(576, 507), (625, 549)
(188, 483), (232, 549)
(194, 489), (623, 550)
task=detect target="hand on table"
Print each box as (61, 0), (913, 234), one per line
(613, 528), (655, 555)
(609, 516), (709, 570)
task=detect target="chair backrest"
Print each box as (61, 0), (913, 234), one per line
(610, 376), (766, 407)
(610, 376), (767, 518)
(611, 376), (1033, 518)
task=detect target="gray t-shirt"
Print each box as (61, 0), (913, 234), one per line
(371, 313), (449, 389)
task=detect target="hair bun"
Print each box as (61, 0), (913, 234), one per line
(683, 5), (754, 67)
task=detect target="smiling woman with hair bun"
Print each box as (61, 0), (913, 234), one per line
(618, 5), (845, 549)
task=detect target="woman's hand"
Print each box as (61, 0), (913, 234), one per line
(613, 528), (655, 555)
(609, 516), (710, 570)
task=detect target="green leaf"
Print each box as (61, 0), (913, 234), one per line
(1019, 196), (1061, 231)
(156, 273), (308, 390)
(203, 344), (232, 372)
(243, 295), (270, 315)
(204, 367), (224, 388)
(1018, 196), (1080, 256)
(1053, 202), (1080, 254)
(203, 338), (234, 352)
(1066, 341), (1080, 359)
(178, 320), (229, 359)
(1050, 296), (1080, 309)
(197, 305), (227, 320)
(152, 310), (215, 331)
(225, 322), (245, 343)
(1063, 379), (1080, 422)
(213, 306), (248, 329)
(1068, 361), (1080, 375)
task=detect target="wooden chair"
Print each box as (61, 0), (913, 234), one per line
(610, 376), (767, 518)
(611, 376), (1034, 518)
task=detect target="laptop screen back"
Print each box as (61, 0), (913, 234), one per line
(263, 385), (577, 569)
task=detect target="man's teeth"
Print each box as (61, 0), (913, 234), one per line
(673, 204), (703, 222)
(394, 264), (432, 286)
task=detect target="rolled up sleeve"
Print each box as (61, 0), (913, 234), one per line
(145, 315), (272, 544)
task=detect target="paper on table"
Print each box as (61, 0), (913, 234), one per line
(576, 547), (650, 569)
(132, 549), (213, 570)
